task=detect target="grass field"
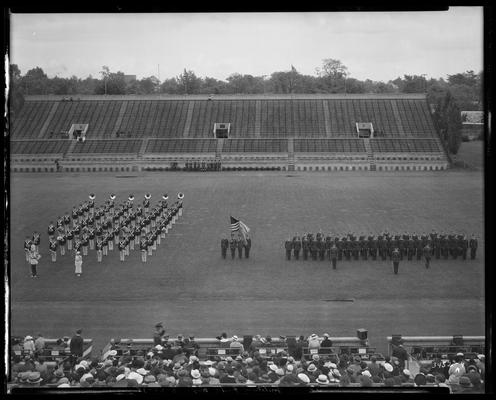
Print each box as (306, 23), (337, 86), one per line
(455, 140), (484, 170)
(9, 170), (485, 355)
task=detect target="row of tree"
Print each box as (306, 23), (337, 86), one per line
(10, 59), (480, 154)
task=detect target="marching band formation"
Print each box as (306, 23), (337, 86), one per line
(24, 192), (185, 277)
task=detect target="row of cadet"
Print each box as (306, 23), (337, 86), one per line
(24, 193), (184, 266)
(284, 232), (479, 261)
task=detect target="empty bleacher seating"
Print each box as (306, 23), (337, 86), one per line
(222, 139), (288, 152)
(294, 139), (366, 153)
(10, 140), (71, 155)
(11, 101), (54, 139)
(370, 139), (442, 153)
(71, 139), (142, 154)
(145, 139), (217, 153)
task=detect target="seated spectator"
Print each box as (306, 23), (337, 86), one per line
(217, 333), (231, 348)
(320, 333), (333, 350)
(249, 335), (263, 354)
(23, 336), (36, 353)
(219, 366), (236, 383)
(307, 334), (321, 349)
(34, 333), (45, 354)
(367, 356), (381, 377)
(448, 354), (466, 384)
(229, 336), (244, 352)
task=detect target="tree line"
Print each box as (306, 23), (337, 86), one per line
(10, 59), (482, 154)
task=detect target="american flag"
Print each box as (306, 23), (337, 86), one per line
(230, 216), (250, 242)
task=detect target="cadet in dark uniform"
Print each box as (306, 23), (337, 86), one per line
(469, 235), (478, 259)
(310, 238), (318, 261)
(423, 243), (432, 269)
(460, 234), (468, 260)
(221, 237), (229, 259)
(392, 248), (401, 275)
(88, 226), (95, 250)
(318, 236), (326, 261)
(285, 237), (293, 261)
(407, 235), (414, 261)
(359, 234), (367, 260)
(244, 236), (251, 258)
(352, 238), (359, 261)
(81, 234), (89, 256)
(330, 243), (338, 270)
(293, 235), (301, 260)
(147, 234), (154, 256)
(302, 235), (309, 260)
(413, 234), (421, 261)
(440, 234), (448, 259)
(325, 234), (332, 260)
(237, 236), (244, 259)
(397, 237), (404, 260)
(230, 235), (237, 260)
(343, 237), (350, 260)
(66, 229), (74, 251)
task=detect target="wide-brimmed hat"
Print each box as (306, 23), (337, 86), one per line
(459, 376), (473, 388)
(309, 334), (318, 340)
(54, 369), (65, 378)
(362, 370), (372, 378)
(107, 350), (118, 357)
(307, 364), (317, 372)
(317, 374), (329, 384)
(154, 345), (164, 351)
(402, 369), (411, 377)
(232, 335), (238, 341)
(297, 373), (310, 384)
(208, 368), (217, 377)
(144, 375), (156, 383)
(191, 369), (201, 379)
(276, 368), (285, 376)
(25, 335), (33, 341)
(27, 371), (42, 383)
(269, 364), (278, 372)
(136, 368), (149, 376)
(57, 377), (69, 385)
(286, 364), (294, 373)
(127, 371), (143, 385)
(57, 383), (71, 388)
(312, 354), (320, 362)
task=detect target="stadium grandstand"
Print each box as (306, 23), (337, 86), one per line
(10, 93), (449, 173)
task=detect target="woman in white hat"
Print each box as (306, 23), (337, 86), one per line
(75, 251), (83, 276)
(23, 336), (36, 353)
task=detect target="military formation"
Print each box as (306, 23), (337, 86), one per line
(284, 231), (479, 273)
(220, 233), (252, 259)
(25, 193), (184, 277)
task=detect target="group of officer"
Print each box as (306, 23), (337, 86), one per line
(284, 231), (479, 272)
(220, 233), (252, 259)
(41, 193), (183, 269)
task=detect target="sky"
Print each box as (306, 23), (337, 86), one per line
(10, 8), (483, 83)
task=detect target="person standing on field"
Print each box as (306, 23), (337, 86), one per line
(74, 251), (83, 277)
(49, 238), (58, 262)
(28, 245), (41, 278)
(330, 243), (338, 270)
(392, 248), (401, 275)
(423, 243), (432, 269)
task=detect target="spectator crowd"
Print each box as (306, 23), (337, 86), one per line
(9, 329), (485, 392)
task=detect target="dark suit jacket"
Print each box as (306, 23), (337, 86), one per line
(70, 334), (84, 357)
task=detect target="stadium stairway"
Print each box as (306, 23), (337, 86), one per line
(363, 138), (376, 171)
(287, 138), (295, 171)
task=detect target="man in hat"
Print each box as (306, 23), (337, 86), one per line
(423, 243), (433, 269)
(236, 235), (244, 259)
(330, 243), (338, 270)
(24, 235), (33, 262)
(285, 237), (293, 261)
(244, 235), (252, 258)
(49, 237), (58, 262)
(229, 336), (244, 353)
(74, 251), (83, 276)
(293, 234), (301, 260)
(229, 234), (237, 260)
(28, 245), (41, 278)
(469, 234), (478, 259)
(302, 234), (309, 260)
(70, 329), (84, 364)
(391, 248), (401, 275)
(220, 236), (229, 259)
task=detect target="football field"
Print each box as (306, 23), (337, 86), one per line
(9, 170), (485, 355)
